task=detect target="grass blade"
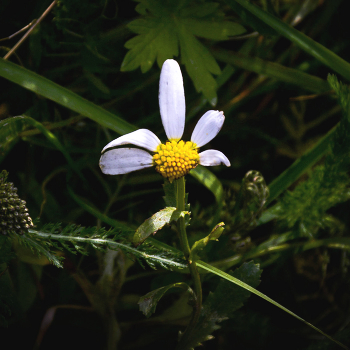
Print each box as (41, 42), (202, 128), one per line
(225, 0), (350, 81)
(0, 58), (135, 135)
(197, 260), (349, 350)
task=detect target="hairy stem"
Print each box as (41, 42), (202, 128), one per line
(175, 177), (202, 348)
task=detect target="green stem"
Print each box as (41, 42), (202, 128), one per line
(175, 177), (202, 347)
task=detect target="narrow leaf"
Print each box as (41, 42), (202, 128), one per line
(0, 58), (135, 135)
(185, 261), (261, 349)
(225, 0), (350, 81)
(197, 260), (349, 349)
(213, 48), (331, 94)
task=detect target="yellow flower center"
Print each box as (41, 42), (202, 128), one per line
(153, 140), (199, 182)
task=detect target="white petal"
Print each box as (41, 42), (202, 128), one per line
(159, 59), (185, 141)
(199, 150), (231, 167)
(191, 110), (225, 147)
(101, 129), (161, 153)
(99, 148), (153, 175)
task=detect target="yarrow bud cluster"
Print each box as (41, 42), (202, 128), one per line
(153, 140), (199, 182)
(0, 170), (34, 235)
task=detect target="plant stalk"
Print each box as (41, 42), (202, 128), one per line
(175, 177), (202, 347)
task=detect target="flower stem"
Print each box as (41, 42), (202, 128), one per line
(175, 177), (202, 347)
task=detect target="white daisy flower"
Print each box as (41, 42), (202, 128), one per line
(100, 59), (230, 183)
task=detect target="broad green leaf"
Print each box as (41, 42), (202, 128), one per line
(213, 48), (331, 94)
(0, 58), (135, 135)
(190, 222), (225, 261)
(177, 22), (221, 105)
(138, 282), (193, 318)
(121, 0), (246, 104)
(225, 0), (350, 82)
(133, 207), (188, 246)
(184, 262), (261, 349)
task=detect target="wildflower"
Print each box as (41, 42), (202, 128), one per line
(100, 59), (230, 182)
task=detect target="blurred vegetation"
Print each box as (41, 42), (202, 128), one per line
(1, 0), (350, 349)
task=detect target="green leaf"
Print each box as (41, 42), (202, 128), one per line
(185, 261), (261, 349)
(226, 0), (277, 35)
(0, 58), (135, 135)
(138, 282), (193, 318)
(273, 76), (350, 237)
(328, 74), (350, 118)
(190, 222), (225, 261)
(19, 234), (63, 268)
(133, 207), (188, 246)
(225, 0), (350, 82)
(31, 226), (188, 271)
(121, 0), (246, 103)
(197, 260), (349, 349)
(213, 48), (331, 94)
(190, 166), (224, 204)
(176, 22), (221, 105)
(182, 18), (246, 41)
(190, 165), (224, 225)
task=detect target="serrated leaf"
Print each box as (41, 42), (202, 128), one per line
(121, 0), (246, 103)
(190, 222), (225, 261)
(19, 235), (63, 268)
(138, 282), (192, 318)
(185, 261), (261, 349)
(327, 74), (350, 118)
(177, 25), (220, 105)
(133, 207), (188, 246)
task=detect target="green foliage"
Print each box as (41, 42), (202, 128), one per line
(277, 76), (350, 237)
(2, 0), (350, 349)
(29, 224), (187, 270)
(138, 282), (193, 317)
(224, 0), (277, 35)
(184, 261), (261, 349)
(121, 0), (245, 104)
(232, 170), (269, 233)
(133, 207), (189, 246)
(190, 222), (225, 260)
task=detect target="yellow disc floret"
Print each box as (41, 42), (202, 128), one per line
(153, 140), (199, 182)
